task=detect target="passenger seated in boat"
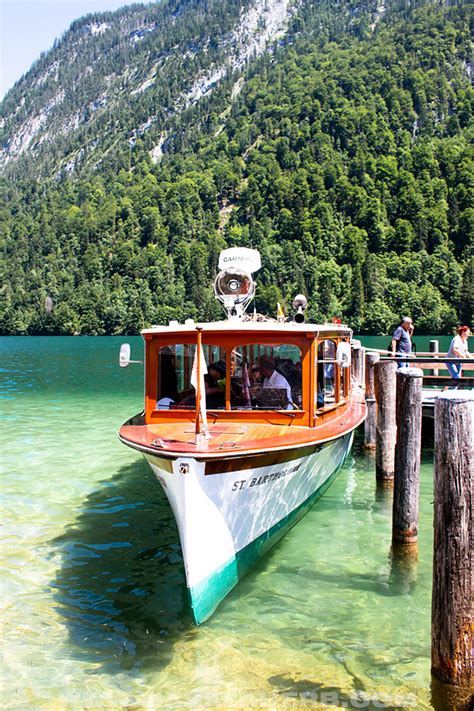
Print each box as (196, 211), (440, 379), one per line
(206, 361), (226, 408)
(250, 365), (262, 384)
(158, 347), (179, 405)
(288, 359), (302, 387)
(281, 359), (302, 407)
(257, 355), (293, 409)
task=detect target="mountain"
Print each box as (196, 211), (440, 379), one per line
(0, 0), (472, 335)
(1, 0), (295, 177)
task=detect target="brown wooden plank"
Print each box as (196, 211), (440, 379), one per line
(423, 376), (474, 386)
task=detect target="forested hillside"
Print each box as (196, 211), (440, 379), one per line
(0, 0), (472, 335)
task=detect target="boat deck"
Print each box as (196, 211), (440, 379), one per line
(119, 393), (366, 460)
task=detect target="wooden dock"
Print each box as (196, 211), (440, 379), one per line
(363, 348), (474, 419)
(421, 381), (473, 418)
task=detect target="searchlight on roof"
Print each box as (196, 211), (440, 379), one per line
(214, 248), (261, 319)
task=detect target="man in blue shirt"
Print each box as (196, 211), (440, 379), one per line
(391, 317), (414, 367)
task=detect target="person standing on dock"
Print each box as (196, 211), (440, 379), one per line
(391, 317), (414, 367)
(445, 326), (471, 378)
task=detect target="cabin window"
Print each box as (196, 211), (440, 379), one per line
(230, 344), (302, 410)
(340, 349), (349, 399)
(316, 340), (337, 408)
(156, 342), (302, 411)
(156, 343), (194, 409)
(203, 344), (228, 410)
(156, 344), (227, 410)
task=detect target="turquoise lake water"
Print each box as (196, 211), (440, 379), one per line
(0, 336), (452, 709)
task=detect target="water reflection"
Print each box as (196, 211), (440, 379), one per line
(388, 542), (419, 595)
(374, 480), (394, 516)
(273, 561), (397, 597)
(50, 460), (193, 674)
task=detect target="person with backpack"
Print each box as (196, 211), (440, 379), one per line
(390, 317), (414, 367)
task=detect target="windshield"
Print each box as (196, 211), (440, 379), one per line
(155, 342), (302, 411)
(230, 344), (302, 410)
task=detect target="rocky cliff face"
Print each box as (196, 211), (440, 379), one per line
(0, 0), (294, 176)
(1, 0), (471, 337)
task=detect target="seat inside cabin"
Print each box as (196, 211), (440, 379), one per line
(252, 386), (290, 409)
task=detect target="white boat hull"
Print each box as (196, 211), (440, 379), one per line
(144, 431), (354, 623)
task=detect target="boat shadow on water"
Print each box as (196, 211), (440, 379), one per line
(49, 460), (195, 674)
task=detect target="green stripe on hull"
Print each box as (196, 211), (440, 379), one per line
(189, 454), (348, 624)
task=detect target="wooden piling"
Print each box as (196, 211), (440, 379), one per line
(431, 391), (473, 694)
(392, 367), (423, 544)
(351, 339), (365, 387)
(431, 675), (473, 711)
(364, 352), (380, 450)
(429, 339), (439, 377)
(374, 359), (398, 481)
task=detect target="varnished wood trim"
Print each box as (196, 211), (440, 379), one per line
(316, 399), (347, 416)
(204, 442), (327, 474)
(147, 456), (174, 473)
(145, 337), (156, 421)
(147, 409), (307, 425)
(309, 337), (317, 427)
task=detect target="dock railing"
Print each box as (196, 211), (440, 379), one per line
(364, 348), (474, 387)
(362, 348), (473, 448)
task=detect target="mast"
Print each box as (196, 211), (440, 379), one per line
(195, 327), (203, 436)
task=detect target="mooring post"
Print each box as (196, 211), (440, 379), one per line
(351, 339), (364, 387)
(429, 339), (439, 377)
(364, 352), (380, 450)
(431, 391), (473, 703)
(374, 359), (398, 482)
(392, 367), (423, 543)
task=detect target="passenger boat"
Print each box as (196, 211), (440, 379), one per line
(118, 248), (366, 623)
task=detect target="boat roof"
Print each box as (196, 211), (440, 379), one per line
(141, 319), (352, 337)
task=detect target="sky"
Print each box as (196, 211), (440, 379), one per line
(1, 0), (154, 99)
